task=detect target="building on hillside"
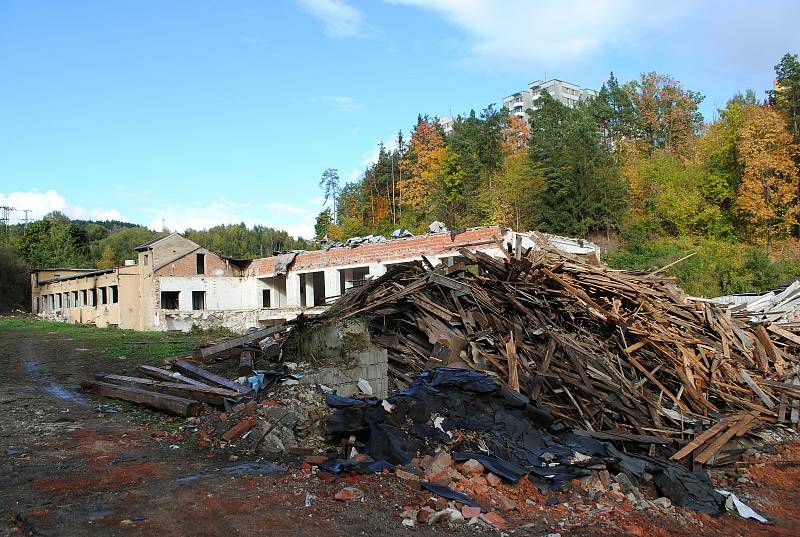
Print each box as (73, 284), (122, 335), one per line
(31, 227), (599, 333)
(503, 79), (597, 120)
(438, 116), (455, 134)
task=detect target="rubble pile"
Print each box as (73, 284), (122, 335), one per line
(325, 368), (726, 515)
(310, 240), (800, 462)
(194, 383), (330, 456)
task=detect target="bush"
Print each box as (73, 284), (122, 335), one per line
(606, 235), (800, 297)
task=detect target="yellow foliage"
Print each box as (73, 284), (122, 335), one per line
(736, 105), (799, 250)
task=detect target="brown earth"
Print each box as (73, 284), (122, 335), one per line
(1, 322), (799, 536)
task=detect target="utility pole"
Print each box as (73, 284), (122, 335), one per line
(0, 205), (15, 240)
(23, 209), (31, 229)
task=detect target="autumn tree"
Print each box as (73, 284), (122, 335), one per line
(626, 72), (704, 156)
(399, 116), (446, 218)
(736, 105), (799, 252)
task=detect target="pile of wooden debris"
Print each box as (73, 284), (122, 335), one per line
(312, 239), (800, 463)
(81, 325), (287, 416)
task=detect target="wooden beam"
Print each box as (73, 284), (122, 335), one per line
(670, 418), (730, 461)
(196, 324), (285, 360)
(81, 380), (202, 416)
(767, 323), (800, 346)
(738, 369), (775, 410)
(138, 365), (210, 387)
(95, 372), (242, 406)
(171, 359), (252, 394)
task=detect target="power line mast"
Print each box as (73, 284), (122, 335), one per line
(0, 205), (15, 240)
(23, 209), (31, 229)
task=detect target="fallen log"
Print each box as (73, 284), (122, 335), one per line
(80, 380), (202, 416)
(171, 359), (251, 394)
(94, 372), (243, 407)
(138, 365), (210, 387)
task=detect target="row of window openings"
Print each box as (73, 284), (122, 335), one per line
(160, 291), (208, 310)
(43, 286), (118, 309)
(160, 290), (273, 311)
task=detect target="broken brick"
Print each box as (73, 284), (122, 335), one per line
(461, 459), (485, 476)
(461, 505), (481, 519)
(221, 417), (256, 441)
(485, 472), (502, 487)
(334, 487), (364, 501)
(479, 511), (507, 530)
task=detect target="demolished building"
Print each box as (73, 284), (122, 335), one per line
(30, 226), (598, 332)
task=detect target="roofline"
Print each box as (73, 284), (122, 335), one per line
(134, 232), (180, 252)
(38, 268), (116, 285)
(31, 268), (97, 274)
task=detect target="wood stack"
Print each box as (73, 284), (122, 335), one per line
(81, 359), (253, 417)
(315, 239), (800, 462)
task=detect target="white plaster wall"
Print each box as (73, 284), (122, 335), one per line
(158, 276), (247, 310)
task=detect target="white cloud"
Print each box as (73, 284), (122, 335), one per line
(386, 0), (679, 67)
(321, 95), (362, 112)
(143, 198), (317, 240)
(0, 189), (126, 222)
(268, 201), (313, 216)
(295, 0), (377, 38)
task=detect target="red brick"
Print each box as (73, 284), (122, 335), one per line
(221, 417), (256, 441)
(461, 505), (481, 519)
(479, 512), (508, 530)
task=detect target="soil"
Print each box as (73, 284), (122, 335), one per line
(2, 321), (800, 536)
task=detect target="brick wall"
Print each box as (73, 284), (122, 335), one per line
(155, 250), (241, 277)
(248, 226), (504, 277)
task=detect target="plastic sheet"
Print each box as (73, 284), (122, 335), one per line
(325, 368), (724, 515)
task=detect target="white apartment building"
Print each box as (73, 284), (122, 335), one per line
(503, 79), (598, 120)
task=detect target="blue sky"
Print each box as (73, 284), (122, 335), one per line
(1, 0), (798, 238)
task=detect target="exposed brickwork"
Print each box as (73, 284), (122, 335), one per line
(155, 250), (241, 277)
(247, 226), (504, 277)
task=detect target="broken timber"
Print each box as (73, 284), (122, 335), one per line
(94, 372), (243, 407)
(138, 365), (210, 387)
(196, 324), (286, 361)
(81, 380), (202, 416)
(171, 359), (252, 395)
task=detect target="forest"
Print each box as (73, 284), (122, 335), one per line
(315, 53), (800, 297)
(1, 53), (798, 310)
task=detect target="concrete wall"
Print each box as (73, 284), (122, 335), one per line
(34, 265), (142, 329)
(292, 319), (389, 398)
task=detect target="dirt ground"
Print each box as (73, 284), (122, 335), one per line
(1, 320), (800, 536)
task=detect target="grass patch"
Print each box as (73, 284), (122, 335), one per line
(0, 316), (224, 364)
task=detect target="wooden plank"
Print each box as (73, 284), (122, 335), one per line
(505, 332), (520, 392)
(95, 373), (243, 406)
(428, 272), (472, 294)
(197, 324), (286, 360)
(81, 380), (202, 417)
(754, 325), (781, 363)
(171, 359), (252, 394)
(531, 339), (556, 401)
(670, 418), (731, 461)
(738, 369), (775, 410)
(695, 417), (746, 464)
(138, 365), (211, 387)
(767, 323), (800, 346)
